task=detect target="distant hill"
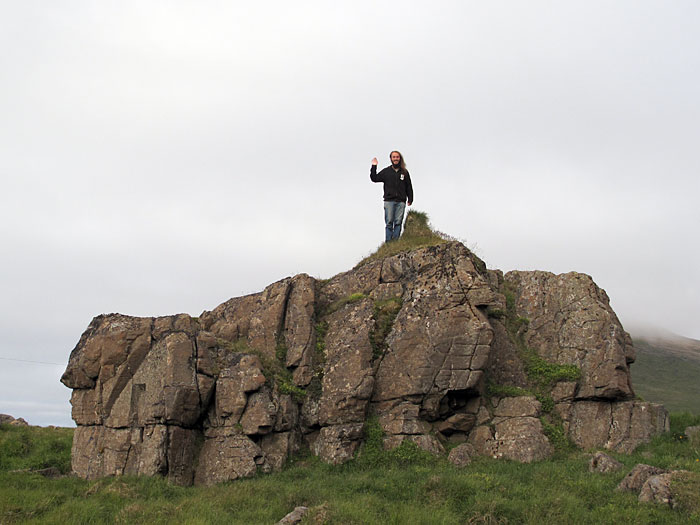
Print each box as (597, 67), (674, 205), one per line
(630, 331), (700, 415)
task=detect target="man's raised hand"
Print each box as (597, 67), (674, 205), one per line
(371, 157), (378, 166)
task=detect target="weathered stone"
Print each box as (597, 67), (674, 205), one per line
(283, 275), (316, 387)
(214, 354), (266, 425)
(493, 396), (540, 418)
(640, 473), (675, 506)
(485, 321), (529, 388)
(274, 394), (299, 432)
(383, 433), (445, 456)
(0, 414), (16, 425)
(1, 414), (30, 426)
(369, 282), (404, 302)
(377, 402), (430, 436)
(62, 240), (672, 485)
(300, 395), (320, 432)
(194, 427), (267, 486)
(685, 425), (700, 446)
(313, 423), (364, 465)
(436, 413), (477, 435)
(552, 382), (577, 402)
(476, 406), (491, 426)
(568, 400), (669, 453)
(589, 452), (623, 473)
(468, 425), (497, 457)
(320, 261), (382, 305)
(639, 471), (691, 507)
(493, 417), (553, 462)
(62, 314), (152, 390)
(318, 300), (375, 426)
(240, 389), (276, 436)
(448, 443), (476, 467)
(261, 431), (301, 471)
(277, 506), (309, 525)
(505, 271), (635, 400)
(617, 464), (667, 492)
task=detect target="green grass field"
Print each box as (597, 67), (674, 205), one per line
(631, 339), (700, 415)
(1, 414), (699, 524)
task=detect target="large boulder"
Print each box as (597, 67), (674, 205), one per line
(62, 242), (670, 485)
(617, 464), (667, 492)
(638, 471), (693, 508)
(566, 400), (668, 453)
(505, 271), (636, 400)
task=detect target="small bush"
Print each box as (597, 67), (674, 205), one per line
(535, 393), (555, 414)
(526, 355), (581, 389)
(540, 416), (576, 454)
(323, 292), (367, 316)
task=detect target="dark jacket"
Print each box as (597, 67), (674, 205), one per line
(370, 165), (414, 203)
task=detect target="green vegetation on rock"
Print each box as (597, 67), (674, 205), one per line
(501, 281), (581, 391)
(218, 336), (307, 402)
(321, 292), (367, 317)
(355, 210), (449, 267)
(369, 298), (403, 361)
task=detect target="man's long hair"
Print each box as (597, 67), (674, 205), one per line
(390, 150), (407, 172)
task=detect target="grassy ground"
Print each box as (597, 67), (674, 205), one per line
(631, 339), (700, 415)
(1, 414), (699, 524)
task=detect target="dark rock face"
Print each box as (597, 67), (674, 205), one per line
(61, 242), (669, 485)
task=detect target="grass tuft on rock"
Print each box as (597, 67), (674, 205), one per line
(356, 210), (449, 267)
(370, 298), (403, 361)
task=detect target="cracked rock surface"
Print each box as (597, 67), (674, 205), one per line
(62, 242), (668, 485)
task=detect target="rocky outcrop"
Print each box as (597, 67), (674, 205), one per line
(0, 414), (29, 426)
(62, 241), (669, 485)
(505, 271), (636, 400)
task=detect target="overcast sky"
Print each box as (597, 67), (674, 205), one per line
(2, 1), (698, 427)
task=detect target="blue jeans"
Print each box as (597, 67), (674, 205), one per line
(384, 201), (406, 242)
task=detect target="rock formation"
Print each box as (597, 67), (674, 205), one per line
(0, 414), (29, 426)
(61, 236), (669, 485)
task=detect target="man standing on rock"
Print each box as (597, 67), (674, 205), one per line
(370, 151), (413, 242)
